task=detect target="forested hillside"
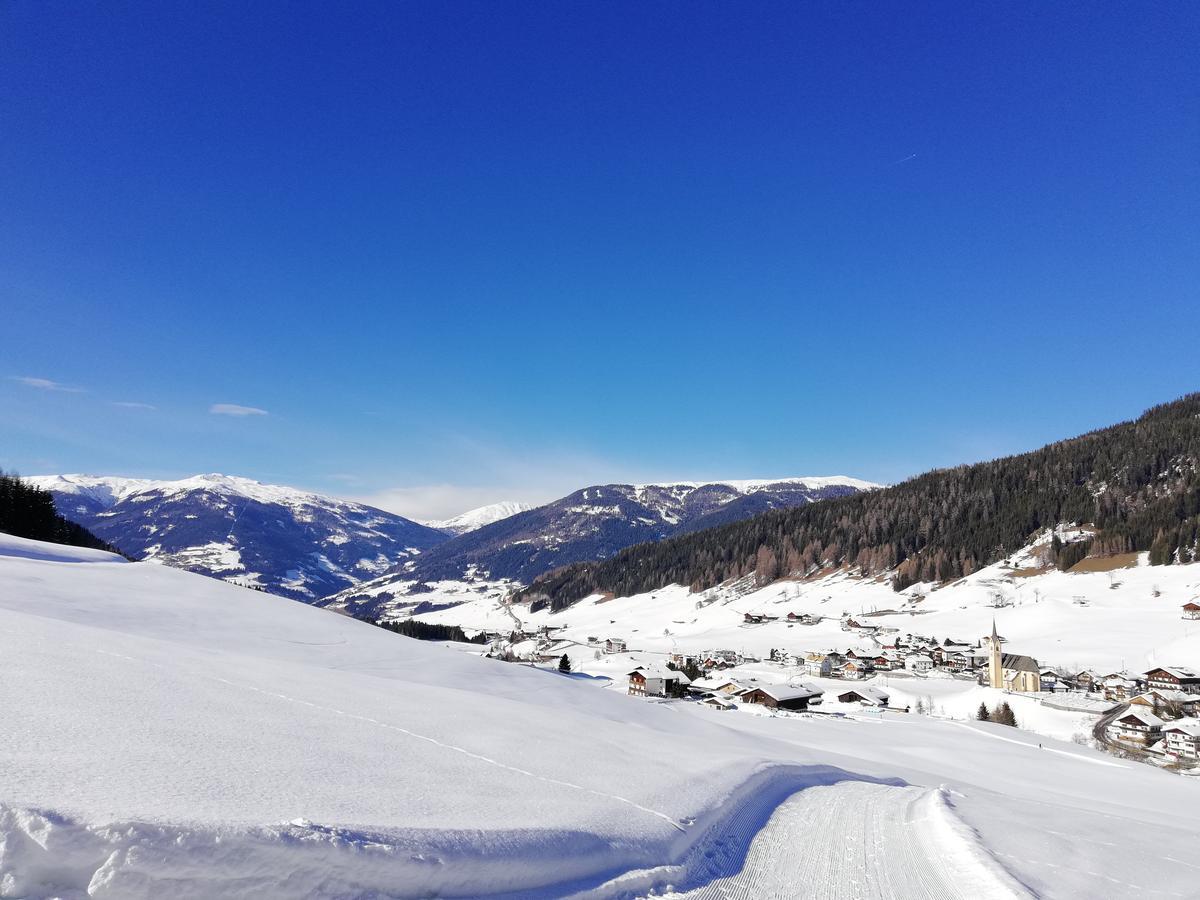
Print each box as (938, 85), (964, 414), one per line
(0, 473), (123, 554)
(518, 395), (1200, 611)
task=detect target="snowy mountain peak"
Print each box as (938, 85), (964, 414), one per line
(426, 501), (533, 536)
(25, 473), (449, 600)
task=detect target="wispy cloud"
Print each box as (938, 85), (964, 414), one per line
(210, 403), (269, 417)
(354, 484), (551, 522)
(11, 376), (85, 393)
(112, 401), (156, 410)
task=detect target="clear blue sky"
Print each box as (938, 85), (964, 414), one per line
(2, 2), (1197, 519)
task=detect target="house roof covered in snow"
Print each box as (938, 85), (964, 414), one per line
(749, 683), (822, 702)
(627, 664), (691, 683)
(838, 686), (889, 705)
(1145, 666), (1200, 680)
(1117, 709), (1164, 728)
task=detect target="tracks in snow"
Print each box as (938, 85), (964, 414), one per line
(652, 781), (1026, 900)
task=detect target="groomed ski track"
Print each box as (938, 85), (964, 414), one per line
(650, 782), (1026, 900)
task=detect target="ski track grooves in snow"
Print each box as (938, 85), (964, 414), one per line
(92, 647), (684, 832)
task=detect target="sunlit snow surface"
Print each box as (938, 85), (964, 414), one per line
(1, 532), (1197, 898)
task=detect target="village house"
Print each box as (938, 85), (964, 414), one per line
(838, 658), (872, 680)
(1128, 689), (1200, 719)
(604, 637), (627, 654)
(1070, 670), (1100, 692)
(904, 653), (934, 674)
(1101, 673), (1145, 702)
(1039, 669), (1064, 692)
(687, 676), (744, 697)
(739, 683), (823, 711)
(703, 649), (741, 667)
(786, 611), (819, 625)
(1182, 602), (1200, 621)
(837, 686), (889, 707)
(1107, 708), (1164, 746)
(940, 650), (972, 672)
(701, 695), (737, 711)
(804, 651), (835, 678)
(1161, 719), (1200, 761)
(627, 665), (690, 698)
(1144, 667), (1200, 695)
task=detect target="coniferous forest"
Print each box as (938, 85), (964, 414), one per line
(0, 472), (123, 554)
(518, 394), (1200, 611)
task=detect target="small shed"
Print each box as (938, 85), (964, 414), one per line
(837, 686), (889, 707)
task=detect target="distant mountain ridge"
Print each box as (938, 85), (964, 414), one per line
(426, 501), (533, 536)
(321, 476), (878, 617)
(26, 474), (449, 600)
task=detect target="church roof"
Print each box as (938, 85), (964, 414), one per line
(1001, 653), (1039, 673)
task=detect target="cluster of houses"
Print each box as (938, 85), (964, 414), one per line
(1103, 666), (1200, 764)
(625, 664), (891, 712)
(748, 627), (1046, 692)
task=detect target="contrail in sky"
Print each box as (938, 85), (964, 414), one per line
(890, 153), (918, 166)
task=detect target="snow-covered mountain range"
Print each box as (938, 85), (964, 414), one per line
(425, 501), (533, 536)
(25, 474), (449, 601)
(323, 477), (879, 617)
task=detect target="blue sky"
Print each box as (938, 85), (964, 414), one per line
(2, 2), (1197, 519)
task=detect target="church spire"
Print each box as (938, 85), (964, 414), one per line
(988, 617), (1003, 689)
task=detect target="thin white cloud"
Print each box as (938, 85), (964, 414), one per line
(354, 484), (553, 522)
(12, 376), (85, 393)
(349, 437), (642, 520)
(112, 401), (156, 410)
(210, 403), (269, 417)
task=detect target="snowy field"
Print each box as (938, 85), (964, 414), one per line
(2, 532), (1199, 898)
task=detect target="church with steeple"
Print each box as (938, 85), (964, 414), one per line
(985, 619), (1040, 692)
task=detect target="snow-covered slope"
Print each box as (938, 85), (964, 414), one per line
(25, 474), (449, 601)
(426, 500), (532, 535)
(323, 476), (879, 618)
(2, 531), (1198, 898)
(416, 528), (1200, 677)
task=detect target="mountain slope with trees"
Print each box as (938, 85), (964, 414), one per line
(517, 394), (1200, 611)
(0, 472), (122, 555)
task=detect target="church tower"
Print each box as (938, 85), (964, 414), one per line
(987, 619), (1003, 689)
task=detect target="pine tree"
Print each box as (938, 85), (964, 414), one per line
(990, 701), (1017, 727)
(976, 701), (991, 721)
(557, 654), (572, 673)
